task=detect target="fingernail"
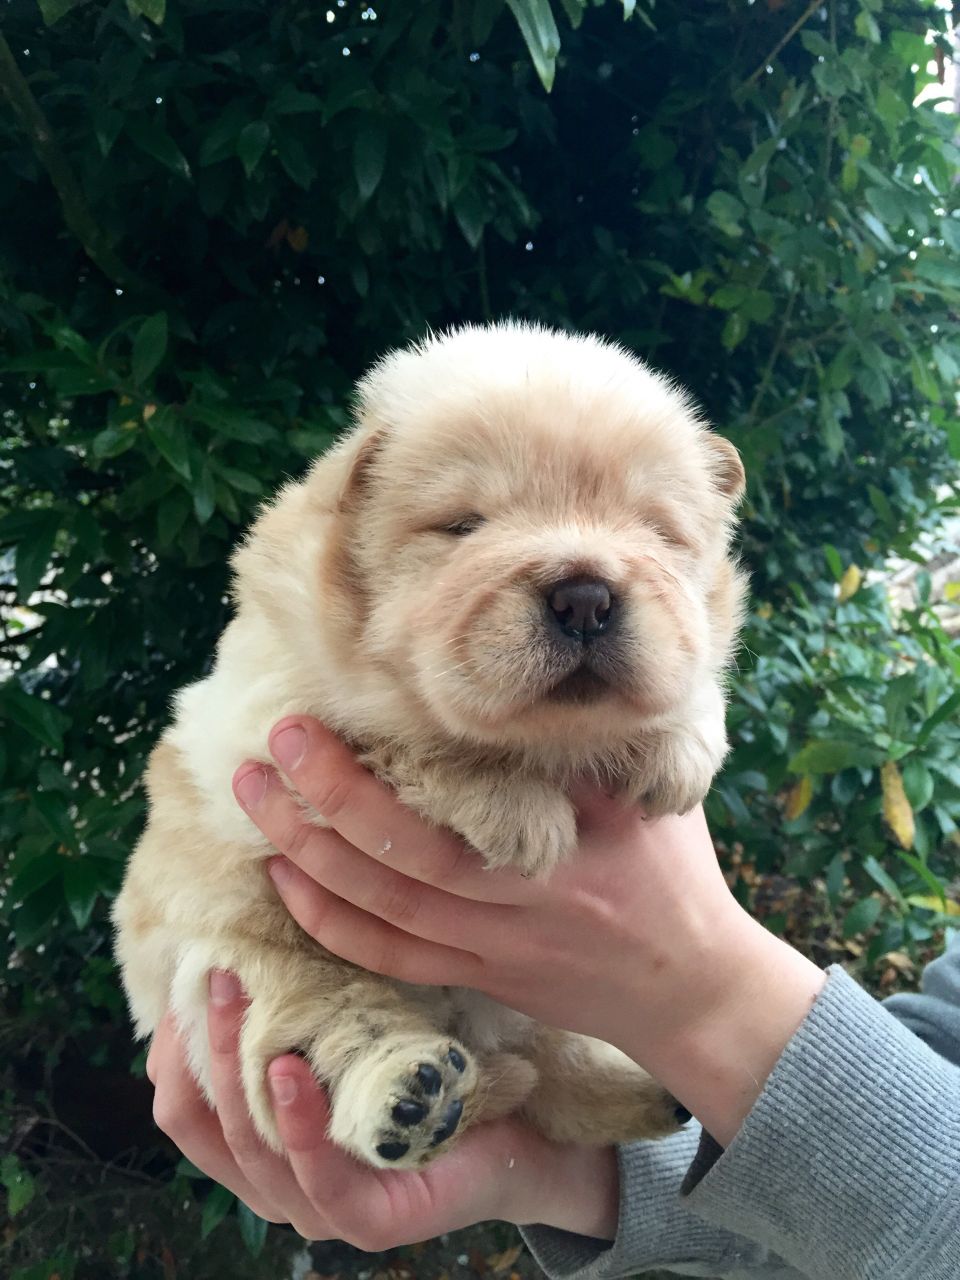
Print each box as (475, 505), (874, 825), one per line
(270, 1073), (299, 1106)
(271, 725), (306, 772)
(209, 970), (241, 1007)
(267, 855), (293, 887)
(235, 766), (267, 811)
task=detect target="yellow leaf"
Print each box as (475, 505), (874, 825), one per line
(286, 224), (309, 252)
(881, 761), (915, 849)
(487, 1245), (523, 1273)
(944, 581), (960, 602)
(838, 563), (862, 602)
(784, 774), (813, 820)
(907, 894), (960, 916)
(142, 403), (157, 421)
(757, 601), (773, 619)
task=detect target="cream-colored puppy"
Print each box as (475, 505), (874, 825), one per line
(113, 322), (747, 1170)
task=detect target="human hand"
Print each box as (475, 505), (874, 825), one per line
(146, 970), (620, 1246)
(234, 717), (826, 1146)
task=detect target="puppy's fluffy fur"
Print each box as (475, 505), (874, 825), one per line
(113, 322), (747, 1169)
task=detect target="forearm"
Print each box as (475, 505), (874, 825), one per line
(619, 913), (826, 1147)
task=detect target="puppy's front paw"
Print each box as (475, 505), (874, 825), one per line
(460, 790), (577, 877)
(330, 1036), (478, 1169)
(637, 770), (710, 818)
(623, 733), (719, 817)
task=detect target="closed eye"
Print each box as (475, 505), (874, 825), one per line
(438, 514), (487, 536)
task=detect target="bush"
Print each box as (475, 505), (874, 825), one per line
(1, 0), (958, 1275)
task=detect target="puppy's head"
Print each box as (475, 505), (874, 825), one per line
(304, 324), (745, 751)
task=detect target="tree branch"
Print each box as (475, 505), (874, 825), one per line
(741, 0), (823, 91)
(0, 33), (161, 301)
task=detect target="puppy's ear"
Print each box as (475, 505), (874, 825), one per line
(706, 434), (745, 503)
(337, 430), (386, 512)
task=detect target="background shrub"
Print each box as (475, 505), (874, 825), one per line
(1, 0), (958, 1275)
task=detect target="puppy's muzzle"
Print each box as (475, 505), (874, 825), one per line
(546, 576), (615, 644)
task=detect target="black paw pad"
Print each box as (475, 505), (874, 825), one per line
(446, 1047), (466, 1073)
(416, 1063), (442, 1095)
(392, 1099), (427, 1127)
(674, 1104), (692, 1125)
(430, 1097), (464, 1147)
(376, 1140), (410, 1161)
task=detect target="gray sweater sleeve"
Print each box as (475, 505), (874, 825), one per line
(521, 942), (960, 1280)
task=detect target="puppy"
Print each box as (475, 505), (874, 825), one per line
(113, 322), (747, 1169)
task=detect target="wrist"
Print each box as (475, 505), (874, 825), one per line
(507, 1139), (619, 1239)
(624, 913), (826, 1148)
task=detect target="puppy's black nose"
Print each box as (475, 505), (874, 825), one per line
(547, 577), (613, 641)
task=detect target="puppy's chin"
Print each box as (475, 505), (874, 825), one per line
(410, 659), (684, 755)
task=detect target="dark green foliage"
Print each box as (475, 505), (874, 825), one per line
(1, 0), (959, 1274)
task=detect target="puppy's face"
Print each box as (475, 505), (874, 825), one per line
(327, 326), (745, 750)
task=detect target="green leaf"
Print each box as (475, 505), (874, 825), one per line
(157, 490), (192, 545)
(237, 1201), (269, 1256)
(236, 121), (270, 178)
(192, 466), (218, 524)
(913, 256), (960, 290)
(917, 689), (960, 745)
(843, 896), (883, 939)
(721, 311), (747, 351)
(902, 758), (934, 812)
(63, 859), (105, 929)
(128, 0), (166, 23)
(274, 131), (318, 188)
(1, 1154), (36, 1217)
(14, 880), (65, 948)
(10, 853), (64, 903)
(216, 466), (263, 495)
(200, 1184), (235, 1239)
(505, 0), (562, 92)
(705, 190), (744, 238)
(862, 855), (907, 907)
(353, 124), (388, 202)
(0, 684), (71, 751)
(126, 118), (192, 180)
(93, 425), (138, 459)
(189, 405), (275, 443)
(37, 0), (87, 24)
(823, 543), (844, 582)
(14, 510), (59, 599)
(453, 186), (488, 249)
(854, 11), (880, 43)
(825, 852), (846, 909)
(34, 791), (79, 852)
(741, 137), (779, 178)
(131, 313), (168, 385)
(892, 848), (947, 907)
(148, 408), (192, 479)
(788, 740), (881, 775)
(558, 0), (584, 25)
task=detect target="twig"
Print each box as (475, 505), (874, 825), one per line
(477, 234), (492, 321)
(0, 34), (162, 301)
(748, 285), (799, 423)
(741, 0), (823, 91)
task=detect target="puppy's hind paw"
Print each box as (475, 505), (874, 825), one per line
(330, 1036), (479, 1169)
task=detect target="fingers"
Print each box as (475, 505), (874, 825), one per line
(270, 1061), (538, 1251)
(148, 1011), (279, 1221)
(205, 971), (327, 1233)
(265, 856), (486, 987)
(251, 717), (532, 905)
(267, 1054), (398, 1245)
(240, 767), (510, 951)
